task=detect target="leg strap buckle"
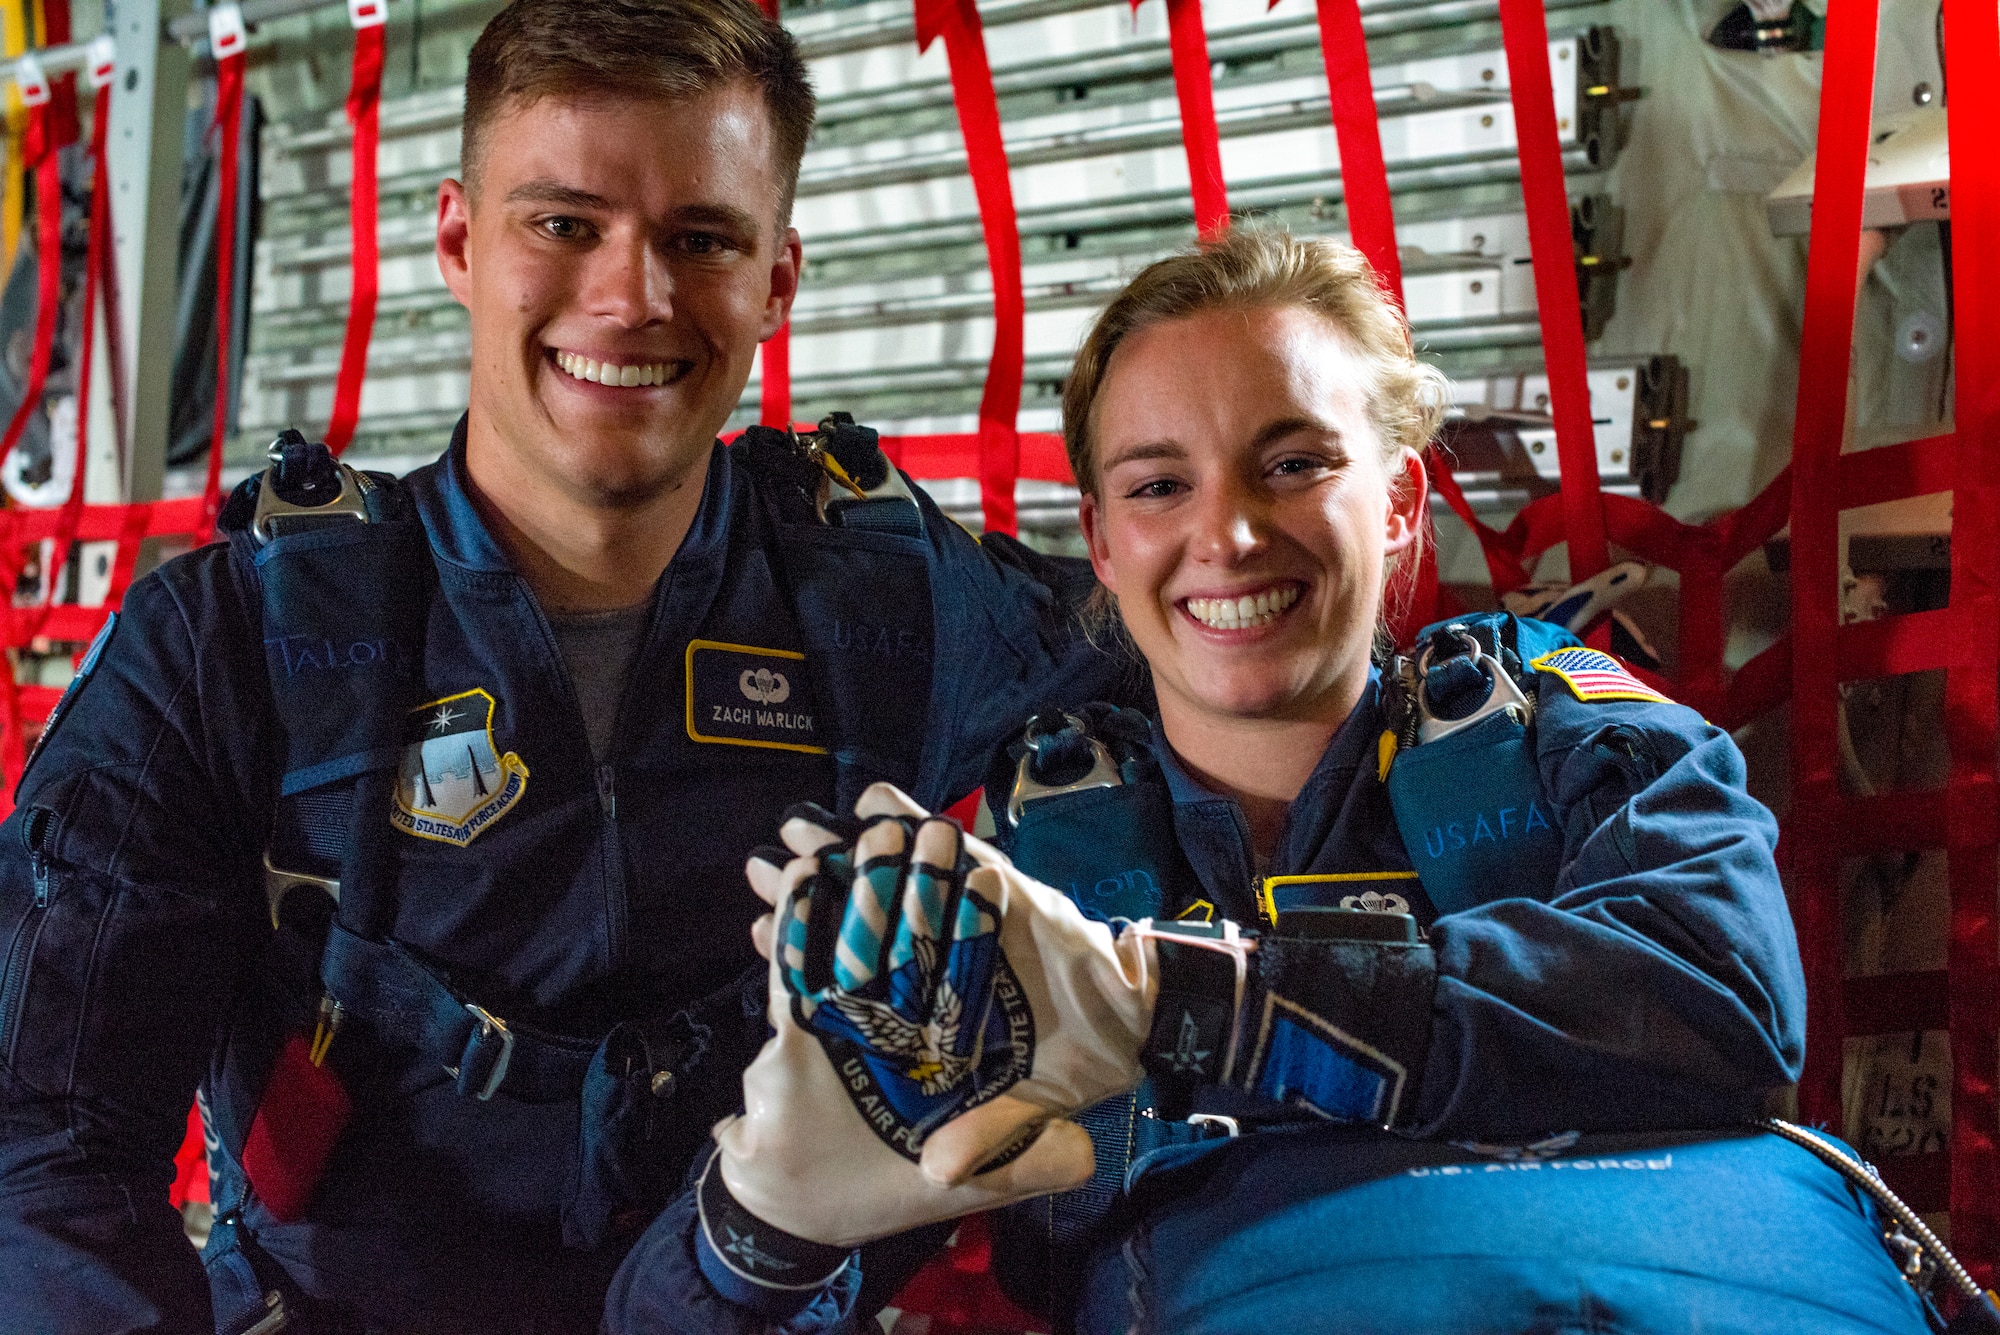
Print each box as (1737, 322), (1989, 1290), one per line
(450, 1003), (514, 1101)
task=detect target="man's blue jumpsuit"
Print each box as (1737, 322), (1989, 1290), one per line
(603, 620), (1934, 1335)
(0, 425), (1121, 1334)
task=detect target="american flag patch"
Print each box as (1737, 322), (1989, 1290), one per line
(1529, 647), (1673, 705)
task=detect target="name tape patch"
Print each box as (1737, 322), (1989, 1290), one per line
(1530, 647), (1672, 705)
(1258, 871), (1420, 924)
(685, 639), (827, 754)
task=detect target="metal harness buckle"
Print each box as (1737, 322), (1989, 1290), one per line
(1006, 712), (1123, 826)
(1414, 626), (1534, 745)
(456, 1003), (514, 1101)
(261, 854), (340, 930)
(250, 431), (375, 546)
(1187, 1113), (1241, 1139)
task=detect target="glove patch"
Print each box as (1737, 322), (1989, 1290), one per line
(786, 854), (1035, 1160)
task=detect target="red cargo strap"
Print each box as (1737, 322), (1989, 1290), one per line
(325, 1), (386, 456)
(759, 323), (791, 428)
(918, 0), (1025, 535)
(1943, 0), (2000, 1280)
(1312, 0), (1399, 301)
(754, 0), (789, 426)
(1495, 0), (1606, 585)
(1162, 0), (1228, 239)
(0, 72), (62, 475)
(1310, 0), (1450, 639)
(15, 48), (115, 646)
(204, 4), (248, 541)
(1781, 0), (1877, 1136)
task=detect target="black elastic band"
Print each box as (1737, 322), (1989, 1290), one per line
(1142, 928), (1242, 1087)
(696, 1154), (851, 1291)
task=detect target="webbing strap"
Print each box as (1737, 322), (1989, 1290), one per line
(918, 0), (1025, 535)
(1781, 0), (1876, 1140)
(0, 46), (75, 788)
(0, 91), (62, 476)
(1496, 1), (1606, 587)
(319, 924), (599, 1103)
(1310, 0), (1447, 638)
(1312, 0), (1399, 300)
(1942, 0), (2000, 1278)
(324, 8), (385, 457)
(14, 56), (113, 647)
(204, 6), (247, 542)
(753, 0), (789, 436)
(759, 322), (791, 428)
(753, 6), (790, 428)
(1162, 0), (1228, 240)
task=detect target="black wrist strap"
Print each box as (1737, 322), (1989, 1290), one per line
(697, 1154), (851, 1292)
(1141, 921), (1251, 1088)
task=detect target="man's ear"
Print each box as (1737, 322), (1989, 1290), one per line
(1384, 448), (1426, 556)
(436, 179), (473, 308)
(761, 226), (803, 340)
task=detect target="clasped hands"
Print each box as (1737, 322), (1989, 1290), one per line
(708, 782), (1171, 1260)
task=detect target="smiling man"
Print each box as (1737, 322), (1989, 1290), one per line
(0, 3), (1124, 1332)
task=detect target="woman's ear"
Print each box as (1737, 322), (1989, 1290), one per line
(1384, 449), (1426, 556)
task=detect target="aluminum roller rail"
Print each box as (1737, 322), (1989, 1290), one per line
(787, 0), (1607, 60)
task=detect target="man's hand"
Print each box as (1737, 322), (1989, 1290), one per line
(713, 784), (1154, 1254)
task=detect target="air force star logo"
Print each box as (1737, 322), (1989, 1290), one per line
(391, 688), (530, 846)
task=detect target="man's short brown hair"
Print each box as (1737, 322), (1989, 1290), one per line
(462, 0), (816, 226)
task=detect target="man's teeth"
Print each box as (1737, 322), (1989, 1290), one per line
(554, 351), (678, 387)
(1185, 585), (1300, 630)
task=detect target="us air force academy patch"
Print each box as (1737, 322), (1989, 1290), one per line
(1530, 647), (1672, 705)
(392, 689), (530, 846)
(685, 639), (827, 754)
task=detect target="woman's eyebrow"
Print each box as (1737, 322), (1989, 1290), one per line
(1250, 416), (1342, 451)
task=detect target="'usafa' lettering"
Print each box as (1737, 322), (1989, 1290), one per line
(1422, 800), (1552, 859)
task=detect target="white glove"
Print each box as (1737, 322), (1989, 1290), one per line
(710, 783), (1156, 1260)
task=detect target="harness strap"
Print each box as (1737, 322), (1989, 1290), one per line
(202, 1163), (290, 1335)
(319, 924), (598, 1103)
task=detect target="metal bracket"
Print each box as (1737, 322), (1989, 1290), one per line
(1415, 627), (1534, 745)
(461, 1004), (513, 1102)
(262, 854), (339, 930)
(1006, 712), (1122, 826)
(250, 460), (373, 545)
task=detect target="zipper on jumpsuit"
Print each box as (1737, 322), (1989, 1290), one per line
(597, 763), (627, 967)
(521, 591), (632, 970)
(0, 808), (59, 1065)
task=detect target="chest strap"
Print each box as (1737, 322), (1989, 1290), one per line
(319, 924), (599, 1102)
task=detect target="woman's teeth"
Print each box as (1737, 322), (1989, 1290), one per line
(1185, 585), (1300, 630)
(554, 351), (679, 387)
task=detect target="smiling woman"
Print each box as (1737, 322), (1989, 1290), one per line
(1067, 228), (1447, 848)
(924, 230), (1931, 1333)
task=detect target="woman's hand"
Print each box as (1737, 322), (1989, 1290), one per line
(714, 783), (1154, 1256)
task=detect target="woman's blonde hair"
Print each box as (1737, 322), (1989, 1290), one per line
(1063, 226), (1450, 646)
(1062, 226), (1449, 496)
